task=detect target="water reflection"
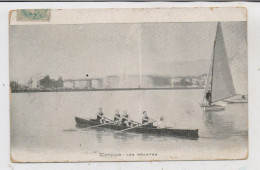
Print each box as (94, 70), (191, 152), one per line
(202, 104), (248, 139)
(113, 132), (138, 142)
(95, 132), (103, 143)
(203, 111), (233, 139)
(141, 134), (153, 141)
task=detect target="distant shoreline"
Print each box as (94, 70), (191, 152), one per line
(11, 87), (204, 93)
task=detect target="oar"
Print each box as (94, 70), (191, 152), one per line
(114, 121), (156, 134)
(104, 117), (113, 122)
(85, 121), (113, 129)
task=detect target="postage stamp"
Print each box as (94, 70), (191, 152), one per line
(16, 9), (51, 22)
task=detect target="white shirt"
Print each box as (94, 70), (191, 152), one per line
(157, 120), (166, 129)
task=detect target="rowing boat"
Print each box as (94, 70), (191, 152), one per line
(75, 116), (199, 139)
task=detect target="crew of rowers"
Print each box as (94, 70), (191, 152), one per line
(96, 108), (166, 129)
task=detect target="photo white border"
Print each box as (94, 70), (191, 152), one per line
(10, 7), (246, 25)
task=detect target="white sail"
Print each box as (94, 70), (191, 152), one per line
(230, 39), (248, 95)
(204, 23), (236, 103)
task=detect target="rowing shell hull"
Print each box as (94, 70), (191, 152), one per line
(75, 117), (199, 139)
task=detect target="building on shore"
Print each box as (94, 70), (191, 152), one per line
(171, 75), (206, 88)
(151, 76), (171, 88)
(104, 75), (120, 88)
(91, 78), (103, 89)
(63, 79), (92, 89)
(63, 80), (75, 89)
(119, 75), (156, 88)
(121, 75), (140, 88)
(171, 77), (183, 87)
(171, 76), (194, 87)
(27, 75), (45, 89)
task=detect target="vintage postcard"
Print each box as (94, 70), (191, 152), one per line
(9, 8), (248, 162)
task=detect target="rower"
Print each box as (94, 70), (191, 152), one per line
(206, 89), (212, 106)
(142, 111), (154, 128)
(121, 110), (130, 127)
(142, 111), (149, 124)
(157, 116), (166, 129)
(97, 107), (105, 123)
(113, 109), (121, 124)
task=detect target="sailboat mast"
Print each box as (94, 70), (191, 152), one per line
(202, 57), (212, 103)
(202, 23), (218, 104)
(210, 41), (215, 93)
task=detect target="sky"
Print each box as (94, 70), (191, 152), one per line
(9, 22), (247, 84)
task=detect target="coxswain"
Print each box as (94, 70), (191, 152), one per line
(121, 110), (130, 127)
(206, 89), (212, 106)
(97, 107), (105, 123)
(113, 109), (121, 124)
(157, 116), (166, 129)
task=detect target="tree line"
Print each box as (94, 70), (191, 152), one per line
(10, 75), (64, 91)
(38, 75), (63, 89)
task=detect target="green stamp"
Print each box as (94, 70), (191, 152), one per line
(16, 9), (51, 22)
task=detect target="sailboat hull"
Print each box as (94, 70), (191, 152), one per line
(223, 95), (248, 104)
(201, 104), (225, 111)
(224, 98), (248, 104)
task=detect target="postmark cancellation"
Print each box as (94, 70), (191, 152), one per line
(16, 9), (51, 22)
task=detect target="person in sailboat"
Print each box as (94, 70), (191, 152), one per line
(142, 111), (154, 128)
(206, 89), (212, 106)
(97, 107), (106, 123)
(113, 109), (121, 124)
(121, 110), (130, 127)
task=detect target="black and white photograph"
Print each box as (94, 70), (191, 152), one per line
(9, 8), (248, 162)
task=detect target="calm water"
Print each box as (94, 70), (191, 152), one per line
(10, 90), (248, 161)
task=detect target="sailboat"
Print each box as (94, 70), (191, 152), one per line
(224, 38), (248, 103)
(201, 22), (236, 111)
